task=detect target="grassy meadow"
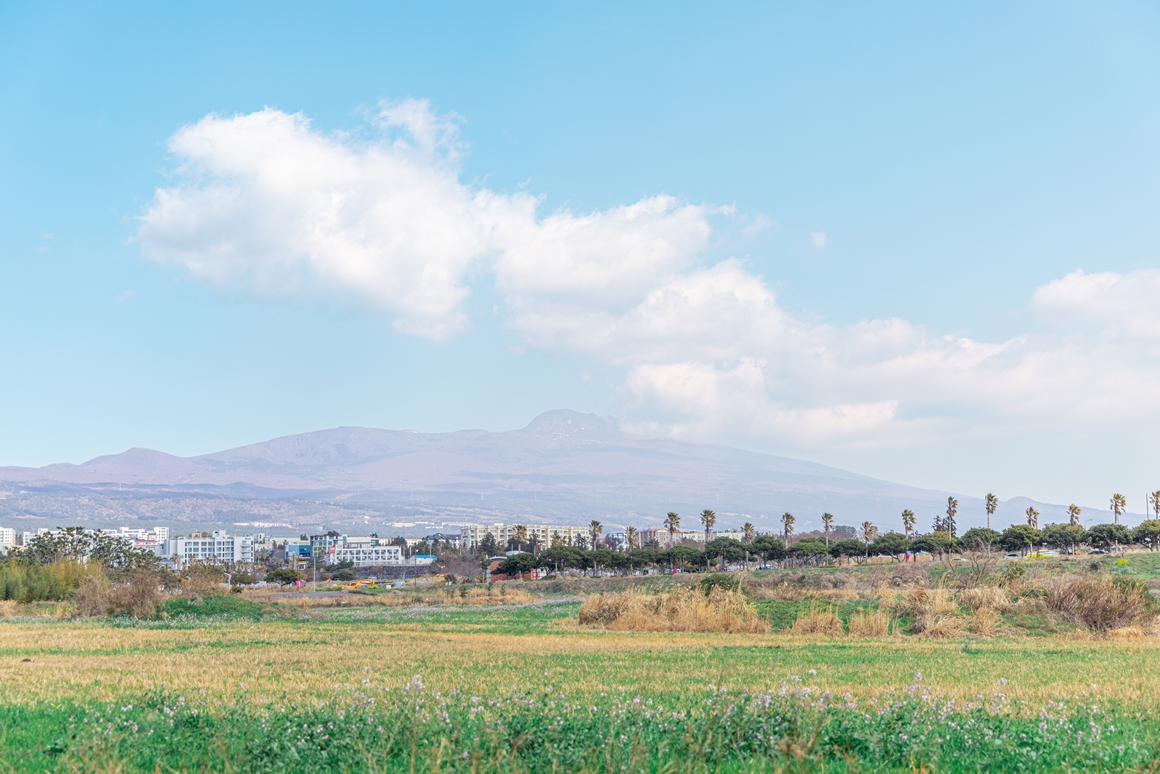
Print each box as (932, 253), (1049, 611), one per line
(2, 558), (1160, 771)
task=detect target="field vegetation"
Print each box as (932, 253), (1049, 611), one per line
(5, 528), (1160, 770)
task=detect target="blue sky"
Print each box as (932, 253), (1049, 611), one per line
(2, 1), (1159, 508)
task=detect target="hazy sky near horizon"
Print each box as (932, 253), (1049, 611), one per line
(2, 1), (1160, 509)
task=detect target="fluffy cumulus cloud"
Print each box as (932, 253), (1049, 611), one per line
(138, 100), (711, 340)
(139, 101), (1160, 450)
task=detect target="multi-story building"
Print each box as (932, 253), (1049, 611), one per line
(101, 526), (170, 543)
(423, 532), (462, 548)
(0, 528), (16, 547)
(162, 531), (254, 567)
(309, 531), (345, 560)
(333, 539), (402, 567)
(460, 523), (590, 550)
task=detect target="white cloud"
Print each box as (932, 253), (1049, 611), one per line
(1031, 268), (1160, 339)
(138, 101), (1160, 458)
(138, 101), (712, 341)
(810, 231), (826, 249)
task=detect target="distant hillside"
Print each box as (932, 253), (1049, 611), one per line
(0, 410), (1113, 533)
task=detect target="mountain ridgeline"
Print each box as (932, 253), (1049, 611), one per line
(0, 410), (1082, 532)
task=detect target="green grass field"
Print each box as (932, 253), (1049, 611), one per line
(1, 587), (1160, 772)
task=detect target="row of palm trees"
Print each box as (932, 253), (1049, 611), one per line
(516, 489), (1160, 557)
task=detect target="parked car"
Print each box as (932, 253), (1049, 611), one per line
(1003, 553), (1022, 559)
(1089, 548), (1107, 555)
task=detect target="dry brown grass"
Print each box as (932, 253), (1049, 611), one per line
(73, 572), (162, 619)
(1044, 574), (1156, 633)
(790, 607), (844, 636)
(916, 613), (967, 639)
(1107, 626), (1145, 641)
(847, 609), (891, 638)
(893, 585), (958, 619)
(248, 586), (537, 609)
(0, 600), (19, 618)
(579, 588), (769, 633)
(971, 606), (1000, 637)
(959, 586), (1009, 612)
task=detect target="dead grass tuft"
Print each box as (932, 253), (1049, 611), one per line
(970, 606), (1000, 637)
(916, 613), (967, 639)
(790, 607), (844, 637)
(579, 588), (769, 633)
(1107, 625), (1145, 641)
(894, 585), (958, 620)
(959, 586), (1009, 612)
(0, 600), (19, 618)
(847, 609), (890, 638)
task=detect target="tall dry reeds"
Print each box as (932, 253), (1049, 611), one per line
(579, 588), (769, 633)
(790, 606), (844, 636)
(893, 584), (966, 638)
(970, 606), (1000, 637)
(959, 586), (1009, 612)
(847, 609), (891, 637)
(1043, 574), (1156, 633)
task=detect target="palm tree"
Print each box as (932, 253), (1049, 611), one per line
(1150, 491), (1160, 520)
(1068, 503), (1082, 526)
(861, 521), (877, 560)
(663, 512), (680, 572)
(985, 493), (998, 531)
(664, 512), (681, 549)
(1026, 506), (1039, 530)
(588, 520), (603, 550)
(821, 513), (834, 549)
(700, 509), (717, 545)
(780, 512), (796, 546)
(1111, 493), (1126, 525)
(901, 510), (915, 539)
(742, 522), (756, 570)
(945, 497), (959, 538)
(513, 525), (528, 552)
(624, 526), (638, 552)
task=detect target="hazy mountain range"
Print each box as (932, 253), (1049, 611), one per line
(0, 410), (1130, 535)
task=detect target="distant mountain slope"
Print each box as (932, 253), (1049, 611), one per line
(0, 410), (1097, 530)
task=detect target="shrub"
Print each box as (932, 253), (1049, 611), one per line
(1044, 574), (1156, 633)
(74, 571), (162, 619)
(697, 573), (741, 595)
(0, 560), (92, 602)
(579, 588), (769, 633)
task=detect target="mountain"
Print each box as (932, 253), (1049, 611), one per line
(0, 410), (1112, 533)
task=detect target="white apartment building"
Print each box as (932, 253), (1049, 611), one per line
(460, 522), (590, 549)
(333, 541), (403, 567)
(102, 526), (170, 543)
(0, 528), (15, 547)
(163, 531), (254, 567)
